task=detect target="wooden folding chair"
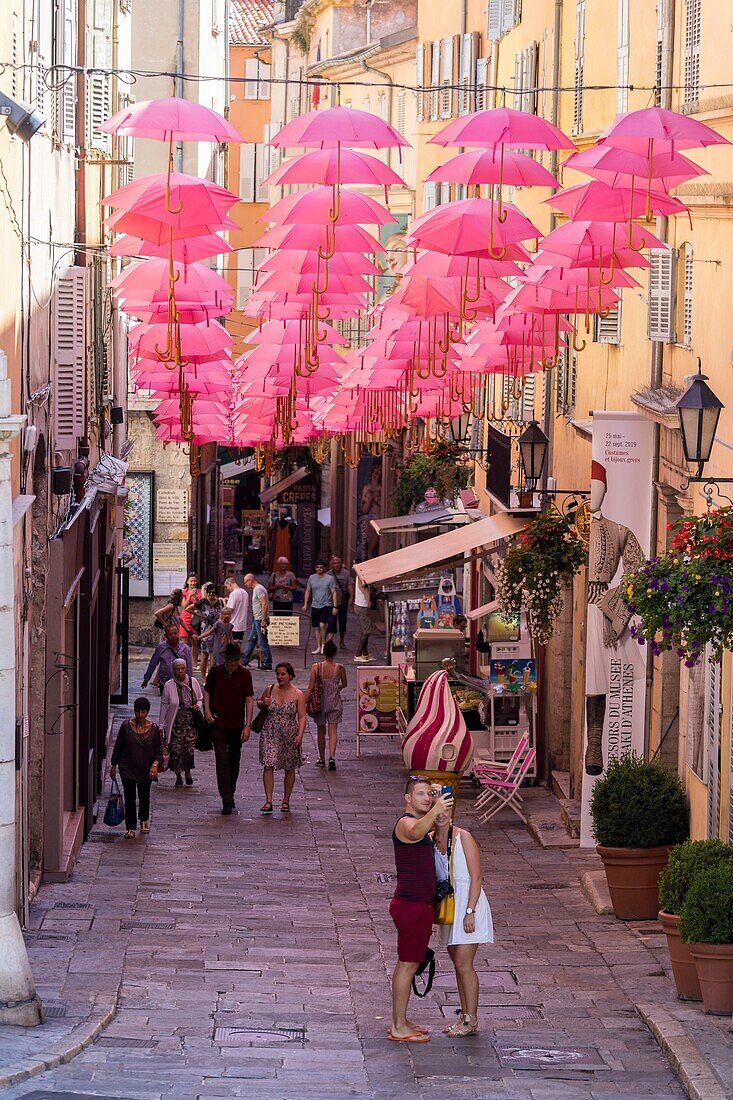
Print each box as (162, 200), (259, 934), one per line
(476, 748), (536, 825)
(473, 735), (529, 786)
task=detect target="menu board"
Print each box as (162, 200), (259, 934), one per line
(266, 615), (300, 647)
(356, 666), (405, 754)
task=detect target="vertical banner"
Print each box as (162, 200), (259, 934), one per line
(580, 412), (655, 846)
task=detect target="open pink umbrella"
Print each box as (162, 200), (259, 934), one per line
(129, 319), (233, 359)
(112, 258), (232, 297)
(562, 145), (707, 190)
(100, 96), (243, 143)
(426, 148), (558, 188)
(256, 251), (381, 276)
(539, 220), (665, 281)
(545, 180), (687, 221)
(106, 207), (238, 244)
(119, 300), (233, 325)
(108, 232), (232, 261)
(254, 270), (374, 296)
(264, 186), (396, 227)
(102, 173), (240, 227)
(405, 198), (540, 259)
(401, 252), (524, 280)
(265, 147), (405, 188)
(254, 223), (384, 254)
(269, 106), (408, 150)
(245, 320), (348, 346)
(430, 107), (573, 151)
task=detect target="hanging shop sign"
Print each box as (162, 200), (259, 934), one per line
(580, 412), (654, 847)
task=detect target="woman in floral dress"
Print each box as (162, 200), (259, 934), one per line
(258, 662), (306, 816)
(159, 658), (203, 787)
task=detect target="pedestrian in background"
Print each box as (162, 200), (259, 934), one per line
(110, 697), (165, 838)
(268, 556), (298, 612)
(180, 574), (202, 662)
(258, 662), (306, 816)
(327, 555), (353, 650)
(224, 576), (249, 643)
(196, 582), (222, 681)
(199, 604), (234, 667)
(432, 802), (493, 1037)
(142, 624), (192, 695)
(305, 640), (346, 771)
(154, 588), (184, 636)
(303, 560), (338, 656)
(160, 658), (203, 788)
(203, 643), (254, 815)
(352, 570), (376, 664)
(242, 573), (272, 670)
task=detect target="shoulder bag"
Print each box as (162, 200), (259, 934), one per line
(103, 776), (125, 827)
(434, 827), (456, 925)
(251, 685), (273, 734)
(411, 947), (436, 998)
(306, 662), (323, 718)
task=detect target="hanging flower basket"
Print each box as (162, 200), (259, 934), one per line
(496, 511), (586, 646)
(623, 506), (733, 666)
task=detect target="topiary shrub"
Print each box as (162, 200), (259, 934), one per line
(659, 839), (733, 916)
(590, 752), (688, 849)
(679, 860), (733, 944)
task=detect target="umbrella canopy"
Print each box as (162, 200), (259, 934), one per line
(426, 148), (558, 187)
(106, 208), (238, 244)
(539, 219), (666, 260)
(599, 106), (731, 152)
(254, 270), (374, 296)
(256, 250), (381, 276)
(429, 107), (574, 150)
(562, 145), (708, 189)
(245, 320), (348, 346)
(545, 180), (688, 221)
(129, 319), (233, 359)
(405, 198), (540, 255)
(108, 232), (232, 261)
(265, 147), (405, 187)
(269, 106), (408, 150)
(264, 186), (396, 227)
(255, 223), (384, 254)
(100, 95), (243, 143)
(112, 258), (232, 297)
(102, 173), (240, 226)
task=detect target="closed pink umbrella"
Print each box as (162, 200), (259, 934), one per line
(426, 148), (558, 188)
(269, 106), (408, 150)
(102, 172), (240, 227)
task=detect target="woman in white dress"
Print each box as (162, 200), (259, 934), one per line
(433, 805), (493, 1037)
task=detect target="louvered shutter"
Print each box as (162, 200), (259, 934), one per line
(513, 51), (524, 111)
(54, 267), (86, 450)
(617, 0), (629, 113)
(502, 0), (517, 34)
(655, 3), (664, 105)
(430, 41), (441, 120)
(259, 61), (271, 100)
(396, 91), (406, 134)
(523, 43), (538, 114)
(422, 182), (438, 212)
(245, 57), (258, 100)
(705, 654), (721, 838)
(487, 0), (503, 40)
(555, 351), (566, 413)
(459, 33), (478, 114)
(416, 44), (424, 121)
(684, 0), (701, 106)
(520, 373), (536, 421)
(237, 248), (255, 311)
(573, 0), (586, 136)
(58, 0), (76, 145)
(648, 248), (675, 341)
(594, 302), (622, 344)
(440, 37), (453, 118)
(239, 143), (256, 202)
(683, 244), (693, 346)
(255, 143), (268, 202)
(87, 0), (111, 152)
(475, 57), (489, 111)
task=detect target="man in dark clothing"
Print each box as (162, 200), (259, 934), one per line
(203, 642), (254, 815)
(142, 624), (192, 694)
(388, 776), (452, 1043)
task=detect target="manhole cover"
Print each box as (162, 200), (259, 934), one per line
(43, 1004), (68, 1019)
(53, 902), (93, 909)
(213, 1025), (306, 1046)
(97, 1037), (159, 1049)
(120, 920), (175, 930)
(375, 873), (397, 884)
(496, 1045), (607, 1070)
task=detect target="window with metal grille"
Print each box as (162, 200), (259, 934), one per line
(573, 0), (586, 136)
(684, 0), (701, 107)
(648, 248), (675, 342)
(593, 302), (622, 344)
(617, 0), (629, 113)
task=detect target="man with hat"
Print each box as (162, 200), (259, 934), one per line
(203, 642), (254, 815)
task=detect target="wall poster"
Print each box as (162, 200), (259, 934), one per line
(126, 472), (154, 598)
(580, 412), (655, 846)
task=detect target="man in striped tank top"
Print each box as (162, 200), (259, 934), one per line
(388, 776), (453, 1043)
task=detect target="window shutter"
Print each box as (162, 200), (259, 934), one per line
(237, 249), (255, 311)
(704, 654), (721, 838)
(422, 182), (438, 212)
(415, 44), (424, 121)
(684, 0), (701, 107)
(430, 41), (441, 120)
(259, 61), (271, 99)
(116, 91), (135, 187)
(655, 3), (664, 106)
(523, 43), (538, 114)
(487, 0), (503, 41)
(556, 344), (577, 416)
(617, 0), (630, 113)
(245, 57), (258, 100)
(54, 267), (86, 450)
(86, 0), (111, 152)
(239, 143), (256, 202)
(475, 57), (489, 111)
(437, 182), (451, 205)
(440, 37), (454, 118)
(502, 0), (517, 34)
(396, 91), (406, 134)
(648, 248), (675, 341)
(594, 302), (622, 344)
(573, 0), (586, 137)
(683, 243), (693, 346)
(459, 32), (478, 114)
(57, 0), (77, 145)
(520, 372), (536, 421)
(254, 143), (268, 202)
(513, 51), (524, 111)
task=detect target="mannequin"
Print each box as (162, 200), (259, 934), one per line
(268, 509), (297, 571)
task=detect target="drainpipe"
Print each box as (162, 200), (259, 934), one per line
(176, 0), (185, 171)
(0, 353), (39, 1027)
(542, 0), (563, 487)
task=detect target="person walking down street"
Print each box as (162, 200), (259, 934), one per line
(268, 557), (298, 612)
(154, 588), (184, 637)
(241, 573), (272, 670)
(180, 574), (202, 662)
(142, 624), (192, 695)
(203, 643), (254, 815)
(159, 659), (204, 788)
(110, 697), (165, 838)
(388, 776), (453, 1043)
(352, 570), (376, 664)
(199, 605), (234, 668)
(305, 640), (346, 771)
(258, 662), (306, 816)
(196, 583), (222, 681)
(432, 802), (493, 1037)
(224, 576), (249, 644)
(303, 560), (338, 656)
(327, 556), (354, 650)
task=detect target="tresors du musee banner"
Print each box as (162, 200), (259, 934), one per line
(580, 412), (655, 847)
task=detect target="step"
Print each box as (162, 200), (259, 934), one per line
(550, 769), (571, 800)
(559, 797), (581, 839)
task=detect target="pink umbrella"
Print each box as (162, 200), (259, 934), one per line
(106, 207), (238, 244)
(245, 320), (348, 346)
(390, 276), (505, 319)
(255, 223), (384, 254)
(401, 251), (524, 280)
(269, 106), (408, 150)
(525, 264), (641, 290)
(539, 220), (665, 281)
(119, 300), (233, 325)
(112, 258), (232, 297)
(429, 107), (573, 151)
(534, 245), (651, 271)
(254, 270), (374, 296)
(265, 147), (405, 188)
(129, 319), (233, 359)
(545, 180), (687, 221)
(108, 232), (232, 261)
(102, 173), (240, 227)
(562, 145), (707, 190)
(426, 148), (558, 188)
(256, 251), (381, 276)
(100, 96), (243, 143)
(600, 106), (730, 151)
(405, 198), (540, 260)
(264, 186), (396, 228)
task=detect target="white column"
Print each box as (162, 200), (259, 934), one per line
(0, 348), (41, 1025)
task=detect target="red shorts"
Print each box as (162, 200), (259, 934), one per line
(389, 897), (434, 963)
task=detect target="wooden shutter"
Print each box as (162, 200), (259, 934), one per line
(648, 248), (675, 341)
(617, 0), (629, 113)
(239, 143), (256, 202)
(259, 61), (271, 99)
(116, 91), (135, 187)
(237, 249), (255, 310)
(502, 0), (517, 34)
(475, 57), (489, 111)
(416, 44), (424, 121)
(513, 51), (523, 111)
(422, 182), (438, 212)
(573, 0), (586, 136)
(594, 302), (622, 344)
(57, 0), (77, 145)
(440, 37), (454, 118)
(683, 244), (693, 346)
(396, 91), (406, 135)
(245, 57), (258, 100)
(254, 143), (268, 202)
(54, 267), (86, 450)
(684, 0), (701, 106)
(520, 372), (536, 421)
(523, 43), (538, 114)
(430, 41), (441, 120)
(86, 0), (112, 152)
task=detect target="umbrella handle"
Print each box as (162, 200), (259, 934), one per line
(572, 327), (586, 353)
(165, 135), (184, 215)
(627, 222), (646, 252)
(318, 222), (336, 261)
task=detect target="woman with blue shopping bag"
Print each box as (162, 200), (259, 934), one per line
(110, 697), (165, 838)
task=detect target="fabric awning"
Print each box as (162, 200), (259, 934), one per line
(354, 512), (525, 586)
(259, 466), (308, 505)
(371, 508), (470, 535)
(466, 599), (499, 621)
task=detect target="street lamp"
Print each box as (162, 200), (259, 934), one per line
(0, 90), (45, 142)
(676, 359), (724, 479)
(448, 411), (472, 446)
(518, 420), (549, 489)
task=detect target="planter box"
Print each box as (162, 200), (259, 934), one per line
(689, 942), (733, 1015)
(658, 910), (702, 1001)
(596, 845), (671, 920)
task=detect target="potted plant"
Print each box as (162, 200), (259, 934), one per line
(658, 840), (733, 1000)
(590, 753), (688, 920)
(391, 442), (469, 516)
(680, 860), (733, 1014)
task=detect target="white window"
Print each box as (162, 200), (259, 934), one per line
(440, 37), (454, 119)
(684, 0), (701, 106)
(422, 182), (438, 212)
(86, 0), (111, 152)
(617, 0), (629, 113)
(573, 0), (586, 136)
(254, 143), (267, 202)
(488, 0), (520, 40)
(475, 57), (489, 111)
(53, 267), (86, 450)
(593, 302), (622, 344)
(115, 91), (135, 188)
(377, 91), (387, 121)
(520, 372), (536, 422)
(237, 247), (266, 311)
(556, 344), (577, 416)
(648, 247), (676, 342)
(459, 32), (478, 115)
(245, 56), (271, 100)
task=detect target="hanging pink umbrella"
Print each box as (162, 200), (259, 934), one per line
(426, 148), (558, 187)
(100, 96), (243, 143)
(264, 186), (396, 227)
(106, 207), (238, 244)
(265, 147), (405, 188)
(129, 319), (233, 359)
(401, 251), (524, 280)
(269, 106), (408, 150)
(254, 270), (374, 296)
(600, 106), (730, 152)
(102, 173), (240, 227)
(256, 251), (381, 276)
(534, 245), (651, 271)
(430, 107), (573, 151)
(545, 180), (687, 221)
(405, 198), (540, 259)
(112, 258), (233, 296)
(255, 223), (384, 254)
(525, 264), (641, 290)
(120, 300), (233, 325)
(108, 232), (232, 261)
(539, 220), (665, 280)
(245, 320), (348, 346)
(562, 145), (707, 190)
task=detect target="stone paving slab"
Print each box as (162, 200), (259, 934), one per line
(0, 632), (727, 1098)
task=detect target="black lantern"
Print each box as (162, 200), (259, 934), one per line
(518, 421), (549, 488)
(449, 411), (472, 446)
(676, 359), (724, 478)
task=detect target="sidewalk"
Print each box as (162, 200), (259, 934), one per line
(0, 625), (727, 1098)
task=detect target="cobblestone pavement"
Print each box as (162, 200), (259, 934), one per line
(0, 626), (698, 1099)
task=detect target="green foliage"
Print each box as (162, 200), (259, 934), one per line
(659, 839), (733, 916)
(590, 752), (688, 849)
(496, 510), (585, 646)
(391, 443), (469, 516)
(291, 10), (313, 55)
(271, 446), (320, 479)
(680, 860), (733, 944)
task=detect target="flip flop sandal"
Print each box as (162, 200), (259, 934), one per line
(124, 830), (136, 839)
(387, 1029), (430, 1044)
(260, 802), (273, 815)
(280, 802), (291, 814)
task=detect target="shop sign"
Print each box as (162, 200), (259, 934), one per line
(279, 474), (318, 504)
(266, 615), (300, 647)
(489, 658), (536, 691)
(580, 412), (654, 847)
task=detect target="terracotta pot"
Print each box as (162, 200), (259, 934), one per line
(689, 942), (733, 1015)
(658, 910), (702, 1001)
(596, 845), (671, 920)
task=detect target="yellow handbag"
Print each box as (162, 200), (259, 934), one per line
(434, 827), (455, 926)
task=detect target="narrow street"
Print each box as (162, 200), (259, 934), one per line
(1, 646), (685, 1099)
